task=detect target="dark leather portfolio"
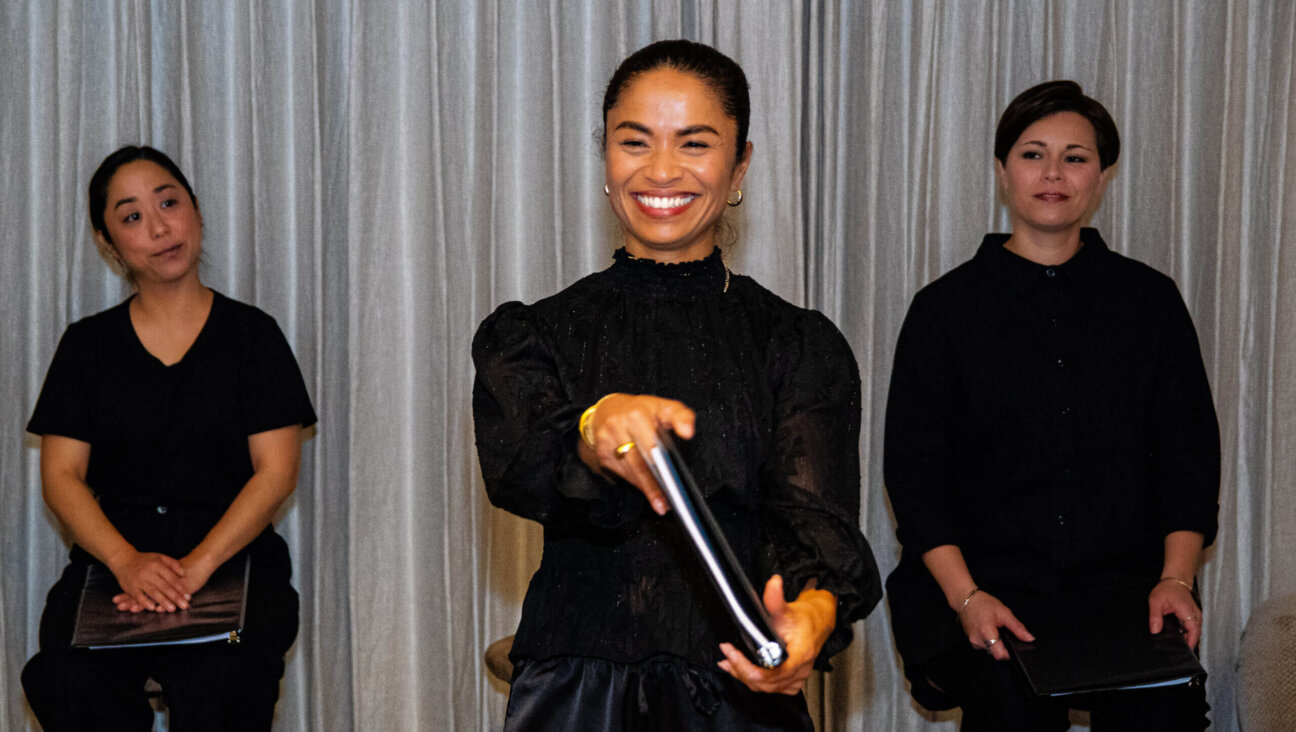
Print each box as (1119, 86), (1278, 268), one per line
(1003, 617), (1205, 697)
(71, 555), (250, 650)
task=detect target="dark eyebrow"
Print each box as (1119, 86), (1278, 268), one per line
(112, 183), (177, 211)
(612, 121), (721, 138)
(1019, 140), (1094, 152)
(676, 125), (720, 137)
(614, 121), (652, 134)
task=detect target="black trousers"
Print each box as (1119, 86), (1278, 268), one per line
(22, 508), (299, 732)
(923, 644), (1210, 732)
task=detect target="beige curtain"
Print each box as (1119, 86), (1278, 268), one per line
(1, 1), (1291, 730)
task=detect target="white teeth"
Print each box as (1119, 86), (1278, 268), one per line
(636, 194), (695, 209)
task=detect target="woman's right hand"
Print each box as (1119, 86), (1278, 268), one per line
(959, 590), (1034, 661)
(577, 393), (696, 515)
(107, 549), (190, 613)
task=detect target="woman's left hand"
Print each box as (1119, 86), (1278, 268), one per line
(113, 554), (218, 612)
(717, 575), (836, 695)
(1148, 578), (1202, 649)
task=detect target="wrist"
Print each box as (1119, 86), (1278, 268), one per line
(956, 587), (982, 616)
(795, 587), (838, 645)
(180, 550), (218, 576)
(1158, 576), (1194, 593)
(578, 394), (616, 447)
(102, 543), (138, 574)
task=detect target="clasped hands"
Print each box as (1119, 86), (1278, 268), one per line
(959, 580), (1203, 662)
(105, 547), (217, 614)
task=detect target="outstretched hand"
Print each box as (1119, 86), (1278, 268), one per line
(717, 576), (836, 695)
(578, 393), (695, 515)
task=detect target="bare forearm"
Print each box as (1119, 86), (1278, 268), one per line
(42, 473), (136, 569)
(1161, 530), (1204, 583)
(183, 467), (296, 573)
(922, 544), (978, 610)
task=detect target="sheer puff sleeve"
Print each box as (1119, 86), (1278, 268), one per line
(758, 310), (882, 668)
(472, 301), (645, 530)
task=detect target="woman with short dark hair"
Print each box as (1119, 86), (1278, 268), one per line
(884, 80), (1218, 730)
(473, 40), (881, 730)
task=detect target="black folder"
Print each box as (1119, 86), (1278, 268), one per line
(638, 430), (787, 669)
(1003, 617), (1205, 697)
(71, 556), (250, 650)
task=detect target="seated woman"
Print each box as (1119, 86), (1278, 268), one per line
(21, 146), (315, 731)
(883, 80), (1219, 730)
(473, 40), (881, 730)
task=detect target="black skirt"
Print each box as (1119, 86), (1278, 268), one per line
(505, 654), (814, 732)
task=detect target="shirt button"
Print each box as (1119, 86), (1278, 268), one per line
(1045, 268), (1057, 278)
(156, 505), (169, 515)
(1056, 514), (1066, 526)
(1050, 317), (1059, 327)
(1056, 358), (1065, 368)
(1060, 406), (1072, 416)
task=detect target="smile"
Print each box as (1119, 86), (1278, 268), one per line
(1034, 193), (1070, 202)
(634, 193), (697, 210)
(153, 243), (184, 257)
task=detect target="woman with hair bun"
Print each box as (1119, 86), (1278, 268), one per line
(473, 40), (881, 730)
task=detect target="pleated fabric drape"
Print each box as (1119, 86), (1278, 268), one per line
(1, 2), (1291, 730)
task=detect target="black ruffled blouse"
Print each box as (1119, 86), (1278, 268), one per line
(472, 247), (881, 669)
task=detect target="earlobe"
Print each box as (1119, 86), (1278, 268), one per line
(93, 232), (126, 273)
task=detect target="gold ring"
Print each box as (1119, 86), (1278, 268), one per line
(615, 441), (635, 456)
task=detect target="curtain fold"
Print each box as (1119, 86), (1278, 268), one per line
(2, 2), (1292, 730)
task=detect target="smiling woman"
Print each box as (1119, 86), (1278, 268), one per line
(603, 66), (751, 262)
(472, 40), (881, 730)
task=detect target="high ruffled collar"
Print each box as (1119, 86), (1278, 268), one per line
(606, 247), (728, 297)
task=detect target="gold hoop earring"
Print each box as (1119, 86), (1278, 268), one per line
(727, 189), (743, 207)
(604, 184), (610, 196)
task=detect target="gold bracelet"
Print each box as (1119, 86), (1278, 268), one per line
(1159, 576), (1194, 592)
(578, 395), (614, 448)
(959, 587), (982, 615)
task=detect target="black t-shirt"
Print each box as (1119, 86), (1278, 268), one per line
(472, 247), (882, 669)
(28, 291), (317, 537)
(883, 228), (1220, 671)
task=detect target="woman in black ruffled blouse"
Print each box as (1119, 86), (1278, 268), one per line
(472, 40), (881, 730)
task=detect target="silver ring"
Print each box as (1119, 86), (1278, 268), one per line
(985, 638), (998, 648)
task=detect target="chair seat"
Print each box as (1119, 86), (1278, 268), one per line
(485, 635), (515, 683)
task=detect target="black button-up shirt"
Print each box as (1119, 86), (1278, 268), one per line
(883, 228), (1219, 669)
